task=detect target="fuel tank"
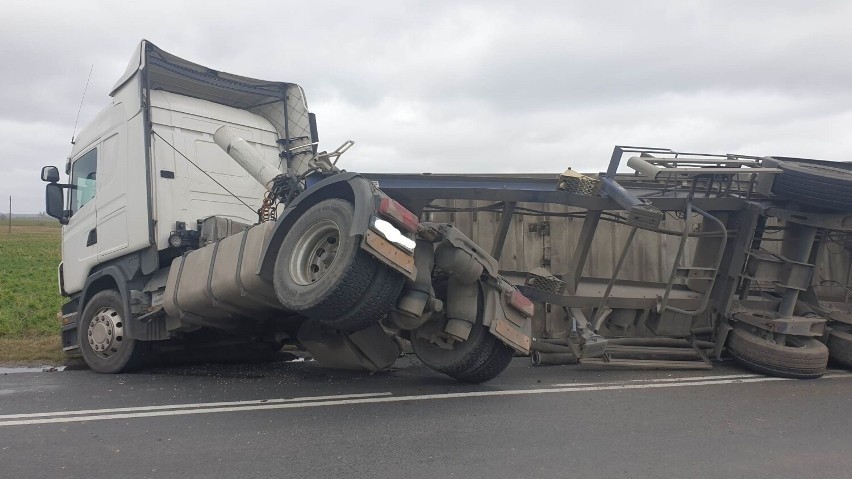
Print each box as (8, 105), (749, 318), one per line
(163, 221), (284, 324)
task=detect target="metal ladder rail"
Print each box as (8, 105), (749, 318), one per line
(657, 202), (728, 316)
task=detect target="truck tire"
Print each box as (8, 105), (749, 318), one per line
(827, 328), (852, 369)
(273, 199), (404, 332)
(412, 287), (514, 383)
(78, 290), (148, 373)
(727, 326), (828, 379)
(772, 162), (852, 211)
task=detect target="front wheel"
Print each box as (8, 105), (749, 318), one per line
(78, 290), (147, 373)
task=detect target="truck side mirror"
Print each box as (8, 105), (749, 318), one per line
(45, 183), (68, 224)
(41, 165), (60, 183)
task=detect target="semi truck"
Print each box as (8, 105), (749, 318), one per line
(42, 41), (852, 381)
(40, 41), (533, 382)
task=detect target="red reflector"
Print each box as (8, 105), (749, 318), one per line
(508, 289), (535, 318)
(378, 197), (420, 233)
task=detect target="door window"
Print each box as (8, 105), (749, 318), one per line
(70, 148), (97, 214)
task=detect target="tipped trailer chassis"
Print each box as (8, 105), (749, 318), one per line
(364, 146), (852, 378)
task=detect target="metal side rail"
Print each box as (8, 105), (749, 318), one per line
(362, 173), (747, 212)
(530, 337), (714, 370)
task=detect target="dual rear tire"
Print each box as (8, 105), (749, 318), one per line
(273, 199), (405, 332)
(411, 322), (516, 384)
(410, 283), (515, 384)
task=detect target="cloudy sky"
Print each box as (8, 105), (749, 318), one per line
(3, 0), (852, 213)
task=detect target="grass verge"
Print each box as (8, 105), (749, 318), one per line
(0, 219), (65, 364)
(0, 336), (66, 364)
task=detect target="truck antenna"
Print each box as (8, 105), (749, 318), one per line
(71, 64), (94, 145)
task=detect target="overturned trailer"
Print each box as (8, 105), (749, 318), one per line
(366, 147), (852, 378)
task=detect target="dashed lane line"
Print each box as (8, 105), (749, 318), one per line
(0, 392), (393, 420)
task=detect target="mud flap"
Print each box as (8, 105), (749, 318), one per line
(482, 286), (532, 354)
(297, 320), (401, 371)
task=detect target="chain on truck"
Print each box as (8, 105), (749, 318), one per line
(41, 41), (852, 381)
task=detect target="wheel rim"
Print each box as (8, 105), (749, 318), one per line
(289, 219), (341, 286)
(87, 307), (125, 359)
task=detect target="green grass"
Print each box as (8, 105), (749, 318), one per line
(0, 337), (67, 363)
(0, 219), (64, 359)
(4, 217), (60, 228)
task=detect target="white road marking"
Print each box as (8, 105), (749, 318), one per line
(0, 392), (393, 420)
(552, 373), (760, 387)
(2, 373), (850, 427)
(552, 370), (851, 388)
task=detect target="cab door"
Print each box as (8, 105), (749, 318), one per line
(61, 147), (100, 294)
(95, 133), (130, 260)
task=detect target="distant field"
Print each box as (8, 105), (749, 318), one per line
(0, 218), (65, 362)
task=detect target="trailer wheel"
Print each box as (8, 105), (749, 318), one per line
(78, 290), (147, 373)
(772, 161), (852, 211)
(727, 326), (828, 379)
(273, 199), (404, 332)
(411, 286), (514, 383)
(827, 328), (852, 369)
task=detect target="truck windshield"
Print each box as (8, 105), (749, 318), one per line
(70, 148), (97, 214)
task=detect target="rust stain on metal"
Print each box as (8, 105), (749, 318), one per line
(492, 317), (531, 353)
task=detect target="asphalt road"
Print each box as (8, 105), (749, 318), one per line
(1, 357), (851, 479)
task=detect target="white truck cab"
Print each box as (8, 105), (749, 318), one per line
(40, 41), (533, 381)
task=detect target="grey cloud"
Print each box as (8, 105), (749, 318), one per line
(1, 0), (851, 213)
